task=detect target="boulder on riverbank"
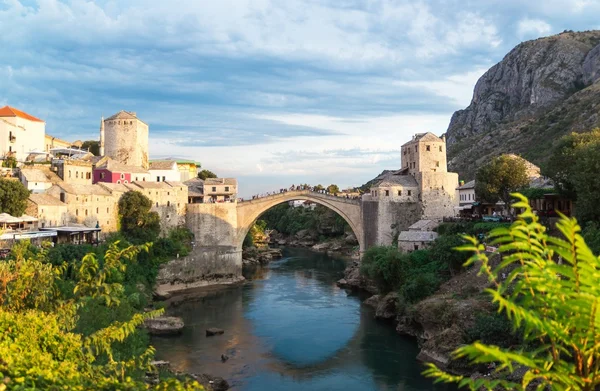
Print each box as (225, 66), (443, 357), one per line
(144, 316), (184, 335)
(206, 327), (225, 336)
(337, 261), (379, 295)
(192, 374), (229, 391)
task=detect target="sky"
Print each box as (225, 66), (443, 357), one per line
(1, 0), (599, 197)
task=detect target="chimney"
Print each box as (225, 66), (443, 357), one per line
(441, 133), (446, 143)
(99, 117), (105, 156)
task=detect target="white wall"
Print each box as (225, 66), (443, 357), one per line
(0, 117), (45, 162)
(149, 169), (181, 182)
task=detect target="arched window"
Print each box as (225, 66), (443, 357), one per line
(85, 210), (88, 216)
(107, 208), (109, 213)
(167, 201), (170, 206)
(96, 208), (99, 214)
(120, 173), (125, 179)
(76, 209), (79, 216)
(117, 180), (121, 184)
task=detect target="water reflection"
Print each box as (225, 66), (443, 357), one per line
(153, 248), (455, 390)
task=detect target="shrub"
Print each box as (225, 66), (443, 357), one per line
(360, 246), (409, 293)
(466, 312), (521, 348)
(425, 194), (600, 390)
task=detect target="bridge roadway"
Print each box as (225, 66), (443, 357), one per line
(236, 190), (364, 252)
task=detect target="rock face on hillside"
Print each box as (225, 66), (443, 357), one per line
(446, 30), (600, 179)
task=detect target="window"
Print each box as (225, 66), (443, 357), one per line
(156, 202), (158, 207)
(117, 180), (121, 184)
(76, 209), (79, 216)
(120, 173), (125, 180)
(225, 186), (229, 192)
(86, 172), (91, 179)
(143, 177), (146, 181)
(167, 201), (170, 206)
(436, 161), (440, 167)
(398, 190), (402, 196)
(76, 171), (79, 179)
(8, 146), (11, 152)
(162, 176), (166, 182)
(167, 192), (170, 196)
(85, 210), (88, 216)
(100, 172), (105, 179)
(69, 170), (72, 178)
(212, 186), (216, 192)
(60, 193), (65, 202)
(426, 145), (430, 151)
(439, 146), (443, 152)
(415, 146), (418, 152)
(414, 244), (419, 251)
(385, 190), (389, 196)
(135, 177), (138, 181)
(107, 208), (109, 213)
(96, 208), (99, 213)
(408, 190), (412, 196)
(76, 196), (79, 201)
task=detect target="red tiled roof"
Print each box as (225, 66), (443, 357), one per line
(0, 106), (44, 122)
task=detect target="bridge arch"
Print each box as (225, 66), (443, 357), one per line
(236, 190), (364, 253)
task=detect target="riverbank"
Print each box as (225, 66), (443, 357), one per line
(269, 229), (360, 258)
(337, 259), (497, 376)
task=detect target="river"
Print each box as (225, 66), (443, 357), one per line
(153, 247), (455, 390)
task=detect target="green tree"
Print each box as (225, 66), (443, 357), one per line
(425, 194), (600, 390)
(118, 191), (160, 242)
(0, 241), (203, 390)
(0, 178), (30, 216)
(475, 155), (529, 213)
(327, 184), (340, 194)
(544, 129), (600, 202)
(81, 140), (100, 155)
(197, 169), (217, 180)
(428, 234), (469, 276)
(2, 156), (16, 168)
(314, 184), (324, 192)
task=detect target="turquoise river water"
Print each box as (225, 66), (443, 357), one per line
(153, 247), (456, 390)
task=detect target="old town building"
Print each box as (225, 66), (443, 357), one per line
(0, 106), (46, 162)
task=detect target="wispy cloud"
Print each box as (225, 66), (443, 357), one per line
(0, 0), (598, 196)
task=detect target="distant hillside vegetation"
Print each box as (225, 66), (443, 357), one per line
(445, 30), (600, 179)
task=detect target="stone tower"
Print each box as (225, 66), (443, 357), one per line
(102, 111), (149, 169)
(400, 132), (458, 219)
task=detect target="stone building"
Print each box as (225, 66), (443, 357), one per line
(93, 157), (150, 184)
(151, 159), (199, 182)
(52, 158), (93, 185)
(204, 178), (237, 202)
(400, 133), (459, 219)
(26, 193), (68, 228)
(100, 111), (149, 169)
(45, 134), (71, 153)
(19, 169), (54, 193)
(46, 183), (118, 232)
(0, 106), (46, 162)
(149, 160), (181, 182)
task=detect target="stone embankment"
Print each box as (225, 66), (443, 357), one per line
(242, 247), (283, 266)
(269, 229), (360, 258)
(337, 260), (495, 374)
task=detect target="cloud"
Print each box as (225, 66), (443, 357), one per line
(517, 18), (552, 39)
(0, 0), (598, 196)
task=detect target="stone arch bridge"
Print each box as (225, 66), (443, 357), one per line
(236, 190), (364, 252)
(156, 189), (422, 295)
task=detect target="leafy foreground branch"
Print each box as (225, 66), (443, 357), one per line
(424, 194), (600, 391)
(0, 241), (203, 390)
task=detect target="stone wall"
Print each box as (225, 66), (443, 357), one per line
(155, 202), (243, 295)
(155, 246), (243, 295)
(418, 172), (459, 220)
(186, 203), (238, 246)
(26, 200), (68, 228)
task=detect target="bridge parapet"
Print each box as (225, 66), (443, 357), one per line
(239, 190), (361, 206)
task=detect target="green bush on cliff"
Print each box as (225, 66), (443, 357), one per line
(425, 194), (600, 390)
(360, 246), (447, 302)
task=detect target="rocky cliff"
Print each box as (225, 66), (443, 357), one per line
(446, 30), (600, 179)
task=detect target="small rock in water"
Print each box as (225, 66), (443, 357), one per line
(221, 354), (229, 362)
(206, 327), (225, 336)
(144, 316), (184, 335)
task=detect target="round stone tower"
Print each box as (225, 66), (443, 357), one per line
(102, 111), (149, 169)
